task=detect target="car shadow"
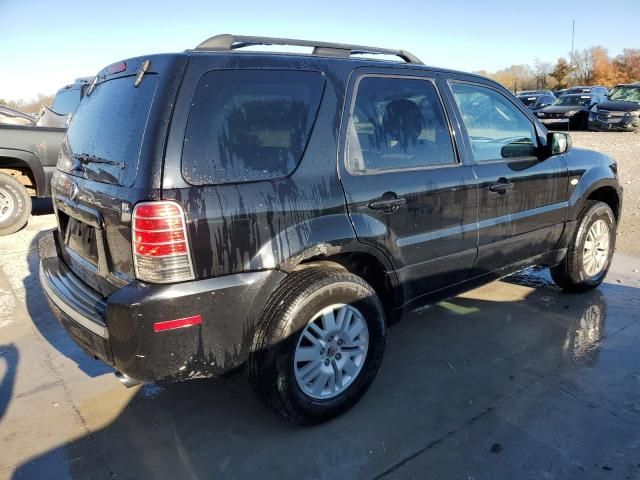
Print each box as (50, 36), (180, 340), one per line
(12, 265), (640, 479)
(0, 343), (18, 421)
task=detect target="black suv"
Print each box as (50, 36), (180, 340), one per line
(39, 35), (622, 425)
(588, 82), (640, 132)
(535, 93), (607, 129)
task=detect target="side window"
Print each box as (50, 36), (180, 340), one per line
(51, 89), (81, 114)
(346, 76), (456, 173)
(182, 70), (325, 185)
(450, 82), (538, 162)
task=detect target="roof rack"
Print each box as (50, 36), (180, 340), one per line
(193, 34), (423, 64)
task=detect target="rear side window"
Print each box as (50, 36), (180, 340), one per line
(52, 89), (82, 114)
(346, 76), (456, 173)
(182, 70), (325, 185)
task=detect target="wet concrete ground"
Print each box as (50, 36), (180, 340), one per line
(1, 206), (640, 480)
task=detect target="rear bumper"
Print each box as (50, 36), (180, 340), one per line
(39, 231), (286, 383)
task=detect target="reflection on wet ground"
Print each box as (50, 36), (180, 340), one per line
(1, 239), (640, 479)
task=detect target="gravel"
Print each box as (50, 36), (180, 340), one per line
(569, 131), (640, 257)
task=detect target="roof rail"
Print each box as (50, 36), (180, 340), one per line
(193, 34), (423, 64)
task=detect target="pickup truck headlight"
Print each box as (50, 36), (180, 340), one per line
(565, 110), (579, 117)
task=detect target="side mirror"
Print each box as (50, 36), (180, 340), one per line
(549, 131), (572, 155)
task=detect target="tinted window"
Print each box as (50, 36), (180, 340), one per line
(555, 95), (592, 106)
(346, 76), (456, 173)
(451, 82), (538, 162)
(61, 75), (158, 186)
(51, 89), (81, 114)
(182, 70), (325, 185)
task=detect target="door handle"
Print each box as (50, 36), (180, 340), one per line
(488, 179), (514, 194)
(367, 194), (406, 212)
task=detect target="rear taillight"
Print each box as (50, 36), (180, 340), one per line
(132, 201), (195, 283)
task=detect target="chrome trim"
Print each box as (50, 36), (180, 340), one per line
(39, 265), (109, 338)
(397, 201), (568, 247)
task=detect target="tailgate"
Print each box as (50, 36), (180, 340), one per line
(50, 54), (187, 295)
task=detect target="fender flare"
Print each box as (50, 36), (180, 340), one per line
(0, 148), (47, 197)
(568, 172), (622, 221)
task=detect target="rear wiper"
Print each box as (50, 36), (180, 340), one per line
(72, 153), (124, 169)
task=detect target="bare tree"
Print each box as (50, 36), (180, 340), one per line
(534, 59), (553, 89)
(570, 48), (595, 85)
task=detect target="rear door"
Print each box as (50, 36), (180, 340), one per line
(442, 76), (569, 276)
(338, 68), (478, 304)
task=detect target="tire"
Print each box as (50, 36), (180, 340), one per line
(247, 266), (386, 425)
(551, 200), (616, 292)
(0, 172), (32, 236)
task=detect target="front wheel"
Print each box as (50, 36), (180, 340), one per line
(551, 200), (616, 292)
(247, 266), (386, 425)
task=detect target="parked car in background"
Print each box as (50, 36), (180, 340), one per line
(516, 89), (555, 97)
(553, 88), (569, 98)
(588, 82), (640, 132)
(39, 34), (622, 425)
(36, 77), (92, 128)
(535, 93), (606, 129)
(0, 77), (89, 235)
(517, 93), (556, 111)
(0, 105), (35, 126)
(567, 85), (608, 96)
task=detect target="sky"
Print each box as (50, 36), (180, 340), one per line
(1, 0), (639, 101)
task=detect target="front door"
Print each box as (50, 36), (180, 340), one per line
(338, 70), (478, 306)
(444, 78), (569, 276)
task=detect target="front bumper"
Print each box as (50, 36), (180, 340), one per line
(39, 231), (286, 383)
(588, 116), (640, 132)
(539, 117), (569, 125)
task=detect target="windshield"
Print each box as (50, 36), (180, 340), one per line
(518, 96), (537, 106)
(554, 95), (592, 107)
(608, 86), (640, 103)
(60, 75), (158, 186)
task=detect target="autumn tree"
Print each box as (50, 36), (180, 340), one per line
(590, 46), (625, 86)
(615, 49), (640, 82)
(549, 58), (573, 89)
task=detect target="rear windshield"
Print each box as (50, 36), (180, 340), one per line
(182, 69), (325, 185)
(62, 75), (158, 186)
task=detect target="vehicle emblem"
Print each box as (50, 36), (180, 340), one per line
(70, 182), (79, 201)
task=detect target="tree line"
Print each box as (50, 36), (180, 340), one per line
(0, 94), (55, 114)
(475, 47), (640, 92)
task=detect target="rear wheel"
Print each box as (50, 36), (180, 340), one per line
(0, 172), (31, 236)
(551, 201), (615, 292)
(247, 266), (386, 425)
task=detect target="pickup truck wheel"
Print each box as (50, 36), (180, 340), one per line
(550, 200), (615, 292)
(248, 266), (385, 425)
(0, 172), (31, 236)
